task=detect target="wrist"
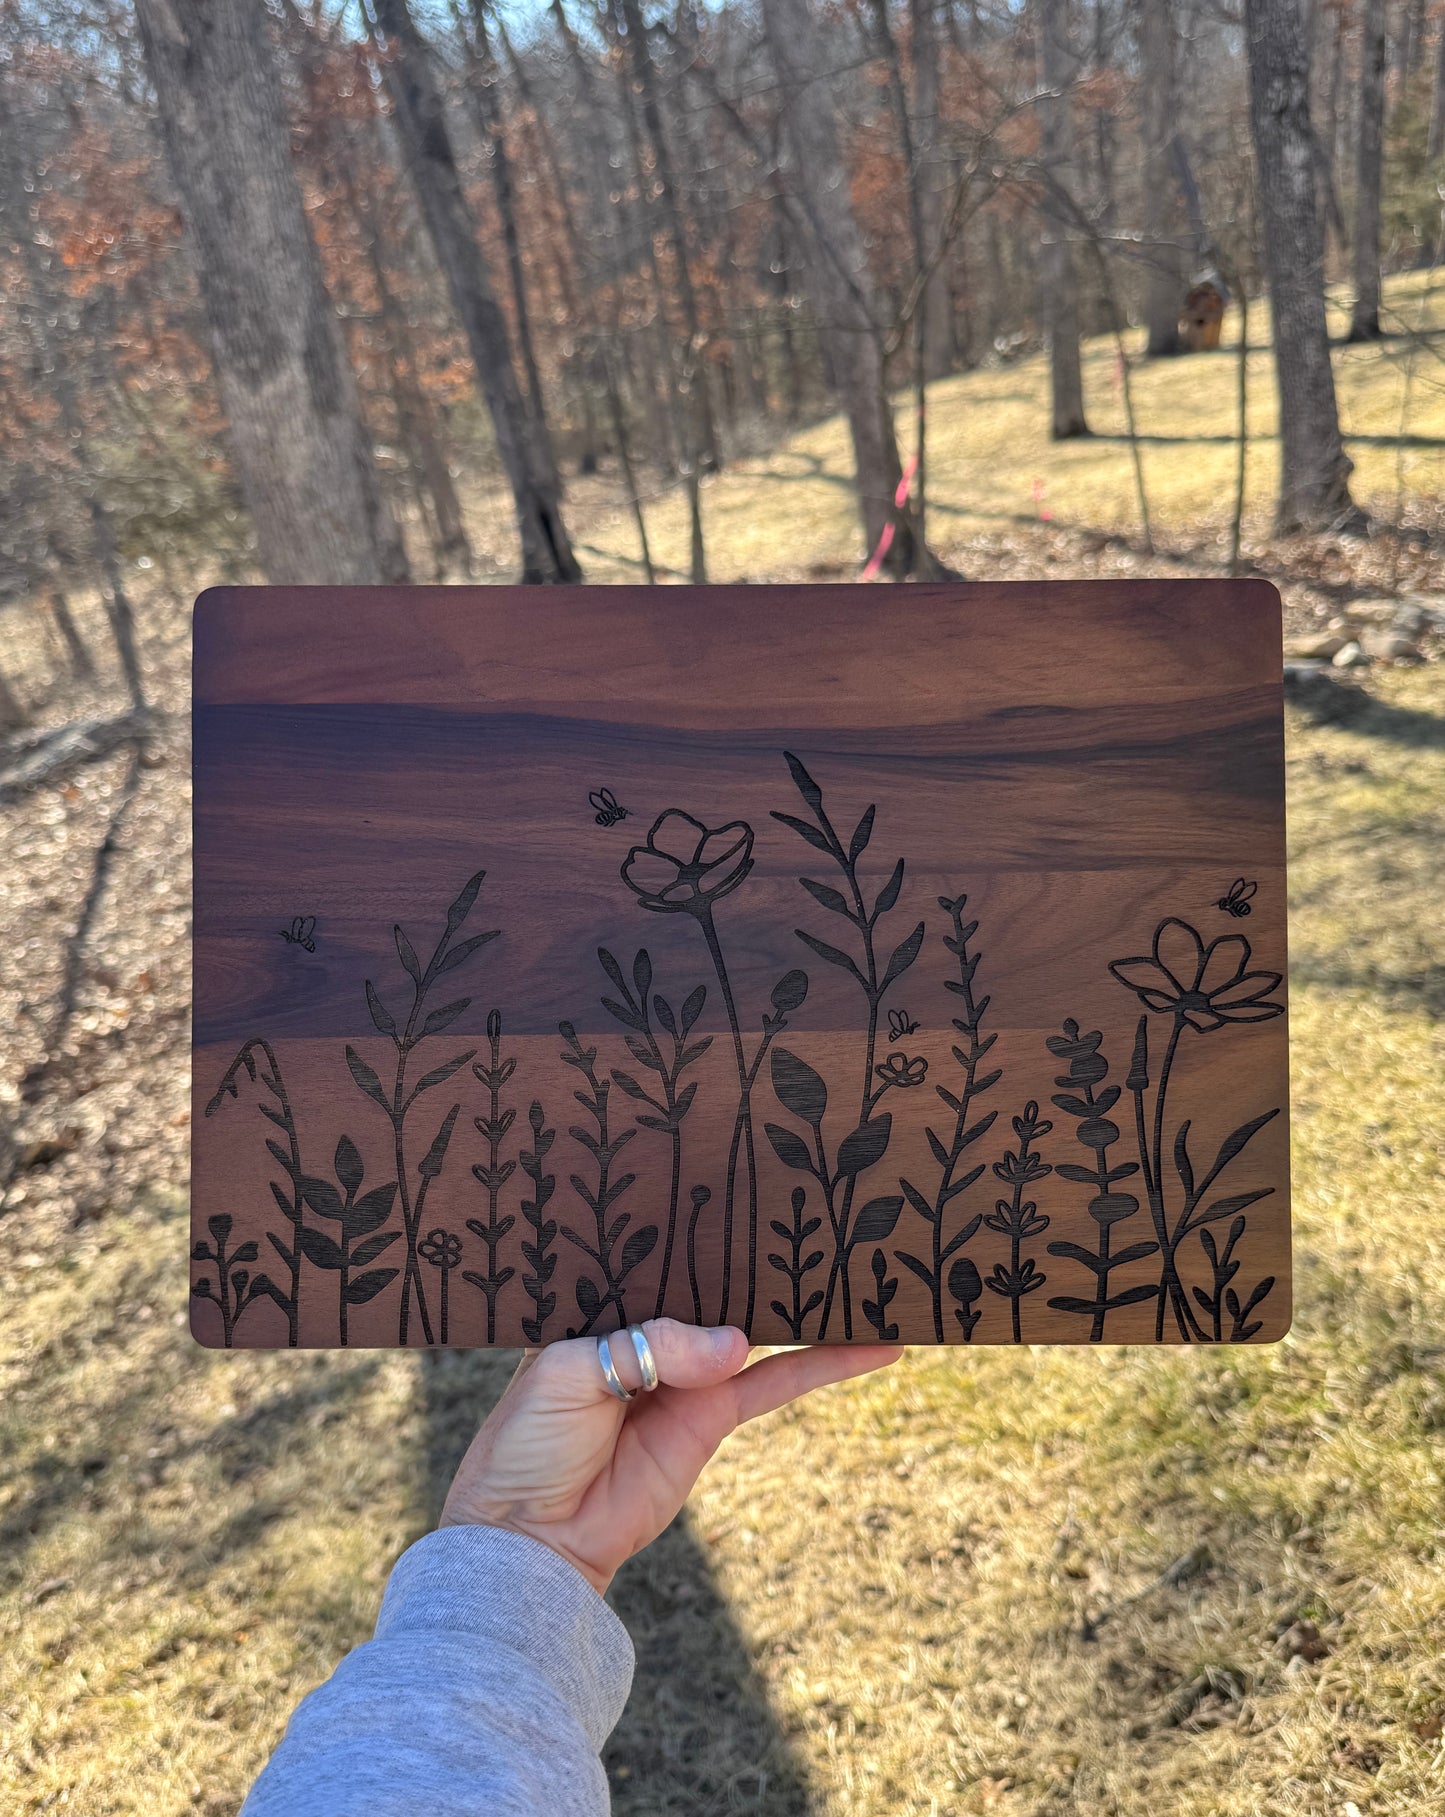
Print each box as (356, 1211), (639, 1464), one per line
(439, 1508), (614, 1597)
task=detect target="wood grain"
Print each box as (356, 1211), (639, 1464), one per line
(191, 582), (1290, 1349)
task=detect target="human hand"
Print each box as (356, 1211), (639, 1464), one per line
(440, 1320), (903, 1594)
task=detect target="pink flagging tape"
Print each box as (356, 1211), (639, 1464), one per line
(859, 454), (920, 581)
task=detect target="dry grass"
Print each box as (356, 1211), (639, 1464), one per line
(3, 286), (1445, 1816)
(557, 268), (1445, 586)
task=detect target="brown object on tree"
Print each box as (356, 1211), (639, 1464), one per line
(134, 0), (408, 589)
(1139, 0), (1184, 357)
(368, 0), (581, 584)
(1182, 280), (1226, 351)
(191, 581), (1291, 1352)
(1244, 0), (1361, 533)
(759, 0), (921, 572)
(1348, 0), (1387, 343)
(1036, 0), (1091, 438)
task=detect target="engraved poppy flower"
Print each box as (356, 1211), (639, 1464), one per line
(418, 1228), (462, 1270)
(1108, 917), (1283, 1033)
(621, 811), (755, 915)
(874, 1052), (928, 1088)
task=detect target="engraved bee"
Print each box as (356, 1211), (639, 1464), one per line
(589, 787), (630, 828)
(278, 915), (317, 953)
(1215, 878), (1257, 919)
(888, 1007), (920, 1042)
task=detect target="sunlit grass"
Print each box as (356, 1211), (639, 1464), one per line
(545, 268), (1445, 583)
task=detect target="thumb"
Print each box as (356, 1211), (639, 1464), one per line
(529, 1320), (750, 1406)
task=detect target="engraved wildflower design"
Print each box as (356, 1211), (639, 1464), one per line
(619, 805), (804, 1328)
(621, 812), (754, 916)
(1108, 918), (1283, 1033)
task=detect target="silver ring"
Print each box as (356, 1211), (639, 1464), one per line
(626, 1324), (659, 1392)
(597, 1334), (635, 1402)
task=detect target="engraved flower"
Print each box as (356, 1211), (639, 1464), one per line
(418, 1228), (462, 1270)
(874, 1051), (928, 1088)
(621, 811), (755, 916)
(1108, 917), (1284, 1033)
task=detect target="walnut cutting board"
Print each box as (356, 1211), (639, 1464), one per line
(191, 582), (1289, 1349)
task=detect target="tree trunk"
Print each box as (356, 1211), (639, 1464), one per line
(134, 0), (408, 586)
(370, 0), (580, 582)
(760, 0), (920, 571)
(458, 0), (559, 494)
(0, 80), (148, 708)
(615, 0), (720, 477)
(1244, 0), (1361, 531)
(1140, 0), (1184, 356)
(1036, 0), (1090, 437)
(1348, 0), (1387, 341)
(1429, 17), (1445, 160)
(911, 0), (954, 380)
(345, 159), (475, 578)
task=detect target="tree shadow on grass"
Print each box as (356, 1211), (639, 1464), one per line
(418, 1348), (817, 1817)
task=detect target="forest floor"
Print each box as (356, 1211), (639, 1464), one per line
(2, 285), (1445, 1815)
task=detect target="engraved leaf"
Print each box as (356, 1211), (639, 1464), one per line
(849, 804), (875, 863)
(783, 749), (826, 818)
(881, 921), (926, 993)
(622, 1226), (658, 1274)
(837, 1113), (892, 1177)
(418, 1097), (463, 1184)
(343, 1268), (399, 1305)
(297, 1225), (345, 1270)
(410, 1051), (476, 1099)
(1206, 1109), (1281, 1183)
(445, 870), (486, 932)
(850, 1195), (903, 1246)
(681, 983), (707, 1031)
(794, 928), (866, 989)
(346, 1045), (391, 1114)
(873, 858), (904, 918)
(597, 948), (629, 995)
(421, 998), (471, 1039)
(351, 1230), (400, 1269)
(800, 876), (851, 919)
(394, 925), (421, 982)
(366, 982), (397, 1039)
(300, 1176), (344, 1221)
(770, 811), (833, 856)
(436, 930), (500, 974)
(765, 1123), (815, 1172)
(334, 1135), (364, 1196)
(346, 1182), (398, 1236)
(771, 1047), (828, 1127)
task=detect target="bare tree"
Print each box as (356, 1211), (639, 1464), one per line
(1245, 0), (1361, 530)
(912, 0), (954, 379)
(1140, 0), (1183, 356)
(0, 75), (147, 706)
(760, 0), (922, 570)
(368, 0), (581, 582)
(134, 0), (408, 586)
(1348, 0), (1386, 342)
(1035, 0), (1090, 438)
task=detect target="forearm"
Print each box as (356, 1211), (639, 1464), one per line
(242, 1525), (634, 1817)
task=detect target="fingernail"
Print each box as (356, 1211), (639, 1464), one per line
(709, 1326), (738, 1358)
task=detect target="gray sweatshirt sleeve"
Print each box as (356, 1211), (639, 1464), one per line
(241, 1525), (634, 1817)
